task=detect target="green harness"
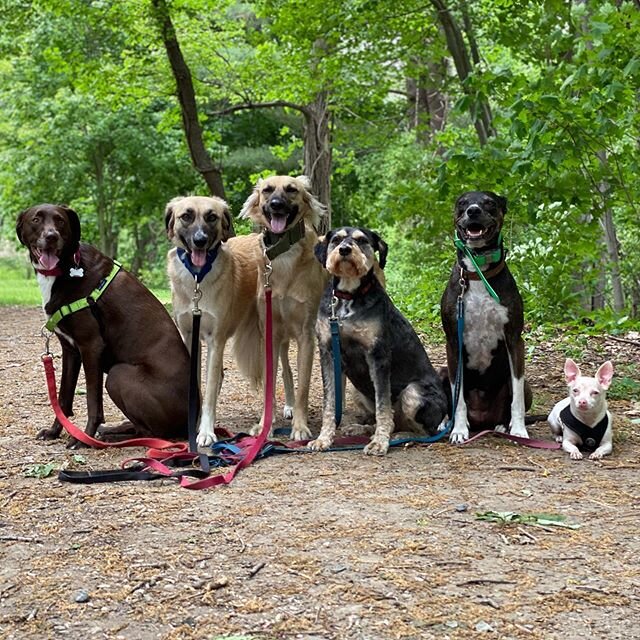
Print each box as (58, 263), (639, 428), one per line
(45, 261), (122, 332)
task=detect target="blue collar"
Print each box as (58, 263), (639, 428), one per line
(177, 245), (220, 282)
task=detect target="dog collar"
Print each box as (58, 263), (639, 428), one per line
(45, 260), (122, 332)
(463, 260), (506, 281)
(332, 269), (376, 300)
(177, 245), (220, 283)
(559, 406), (608, 451)
(454, 233), (503, 267)
(262, 220), (305, 261)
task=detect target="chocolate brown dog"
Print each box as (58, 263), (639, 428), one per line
(440, 191), (532, 443)
(17, 204), (190, 445)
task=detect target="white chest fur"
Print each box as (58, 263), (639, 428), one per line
(36, 272), (55, 311)
(463, 280), (509, 373)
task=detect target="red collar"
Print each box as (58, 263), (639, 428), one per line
(34, 249), (81, 277)
(333, 270), (376, 300)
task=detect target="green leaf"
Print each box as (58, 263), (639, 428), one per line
(24, 463), (57, 479)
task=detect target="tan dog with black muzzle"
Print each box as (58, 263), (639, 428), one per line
(165, 195), (262, 446)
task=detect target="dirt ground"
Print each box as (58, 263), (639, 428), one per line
(1, 305), (639, 640)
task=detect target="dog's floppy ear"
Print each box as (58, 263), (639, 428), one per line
(596, 361), (614, 390)
(295, 175), (327, 229)
(221, 205), (235, 239)
(314, 231), (332, 267)
(497, 194), (507, 215)
(164, 198), (181, 239)
(15, 207), (32, 246)
(239, 181), (262, 220)
(59, 204), (81, 250)
(564, 358), (581, 384)
(367, 229), (388, 270)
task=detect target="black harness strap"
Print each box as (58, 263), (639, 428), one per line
(559, 406), (609, 451)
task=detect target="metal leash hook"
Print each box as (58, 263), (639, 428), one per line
(330, 293), (339, 322)
(192, 276), (202, 316)
(262, 253), (273, 290)
(40, 323), (54, 358)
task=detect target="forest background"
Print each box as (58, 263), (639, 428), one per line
(0, 0), (638, 337)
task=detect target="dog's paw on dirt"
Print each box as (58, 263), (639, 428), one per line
(364, 437), (389, 456)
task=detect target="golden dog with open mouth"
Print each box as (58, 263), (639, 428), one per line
(165, 195), (262, 446)
(238, 175), (328, 440)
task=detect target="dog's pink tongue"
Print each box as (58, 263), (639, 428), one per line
(270, 216), (287, 234)
(191, 249), (207, 268)
(38, 251), (59, 271)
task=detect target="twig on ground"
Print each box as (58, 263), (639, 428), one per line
(248, 561), (266, 578)
(457, 578), (516, 587)
(498, 466), (538, 472)
(0, 535), (41, 543)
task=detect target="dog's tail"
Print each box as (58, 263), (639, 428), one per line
(232, 310), (264, 391)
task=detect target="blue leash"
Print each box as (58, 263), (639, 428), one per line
(326, 287), (465, 445)
(329, 294), (343, 427)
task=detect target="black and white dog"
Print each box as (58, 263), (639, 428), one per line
(310, 227), (448, 456)
(441, 191), (532, 443)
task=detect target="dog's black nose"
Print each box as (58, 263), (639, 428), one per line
(339, 245), (352, 256)
(466, 204), (483, 218)
(193, 230), (208, 248)
(269, 197), (286, 211)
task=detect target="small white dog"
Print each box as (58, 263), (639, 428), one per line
(548, 358), (614, 460)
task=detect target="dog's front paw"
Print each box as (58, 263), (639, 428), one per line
(570, 450), (583, 460)
(290, 424), (312, 441)
(509, 424), (529, 439)
(283, 405), (294, 420)
(197, 416), (218, 447)
(36, 424), (62, 440)
(589, 450), (606, 460)
(308, 436), (332, 452)
(250, 421), (272, 437)
(66, 437), (90, 449)
(196, 429), (217, 448)
(450, 427), (469, 444)
(364, 436), (390, 456)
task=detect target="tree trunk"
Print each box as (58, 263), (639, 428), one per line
(430, 0), (494, 145)
(152, 0), (226, 200)
(597, 151), (625, 311)
(406, 53), (448, 145)
(302, 90), (332, 232)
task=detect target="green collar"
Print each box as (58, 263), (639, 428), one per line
(454, 234), (504, 303)
(45, 260), (122, 332)
(262, 220), (305, 260)
(454, 232), (503, 267)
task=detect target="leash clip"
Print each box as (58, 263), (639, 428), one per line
(330, 293), (339, 321)
(40, 324), (54, 357)
(262, 254), (273, 289)
(458, 267), (467, 300)
(192, 277), (202, 315)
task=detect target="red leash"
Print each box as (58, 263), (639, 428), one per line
(41, 354), (187, 458)
(43, 281), (276, 489)
(461, 429), (561, 449)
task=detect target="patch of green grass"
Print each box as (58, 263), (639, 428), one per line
(609, 376), (640, 402)
(0, 259), (42, 306)
(0, 258), (172, 307)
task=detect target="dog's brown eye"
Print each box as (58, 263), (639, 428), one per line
(180, 213), (193, 223)
(262, 186), (275, 194)
(205, 211), (218, 222)
(285, 185), (298, 194)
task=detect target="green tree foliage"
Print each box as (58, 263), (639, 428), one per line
(0, 0), (638, 325)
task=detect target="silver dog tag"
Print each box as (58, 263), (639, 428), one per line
(69, 267), (84, 278)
